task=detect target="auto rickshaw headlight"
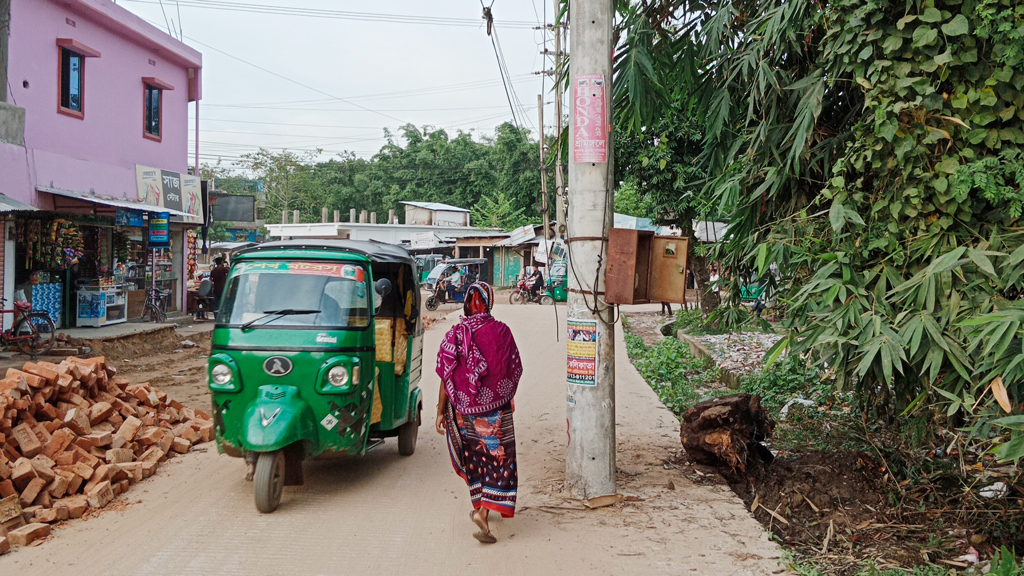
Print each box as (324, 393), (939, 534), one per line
(211, 363), (233, 385)
(327, 365), (349, 387)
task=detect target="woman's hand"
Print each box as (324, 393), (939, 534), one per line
(435, 412), (446, 435)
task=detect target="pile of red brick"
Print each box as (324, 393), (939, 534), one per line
(0, 357), (212, 553)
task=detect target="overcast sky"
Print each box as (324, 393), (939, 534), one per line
(117, 0), (559, 171)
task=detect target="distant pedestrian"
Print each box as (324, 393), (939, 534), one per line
(210, 257), (229, 312)
(435, 282), (522, 544)
(661, 301), (672, 315)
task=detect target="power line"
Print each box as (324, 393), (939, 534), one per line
(122, 0), (536, 29)
(133, 18), (412, 124)
(202, 104), (513, 112)
(199, 75), (535, 108)
(493, 25), (534, 131)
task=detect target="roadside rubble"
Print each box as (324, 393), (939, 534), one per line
(690, 332), (783, 374)
(0, 356), (212, 552)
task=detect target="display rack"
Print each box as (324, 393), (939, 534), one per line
(76, 284), (128, 327)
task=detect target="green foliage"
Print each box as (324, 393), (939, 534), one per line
(613, 180), (656, 219)
(228, 122), (544, 228)
(624, 332), (719, 415)
(990, 547), (1023, 576)
(741, 355), (829, 414)
(471, 190), (530, 230)
(615, 0), (1024, 461)
(207, 221), (231, 243)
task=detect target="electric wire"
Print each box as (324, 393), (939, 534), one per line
(131, 16), (412, 125)
(122, 0), (536, 29)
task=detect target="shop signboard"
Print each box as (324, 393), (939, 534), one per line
(115, 208), (144, 227)
(572, 74), (608, 163)
(135, 165), (204, 223)
(149, 212), (170, 248)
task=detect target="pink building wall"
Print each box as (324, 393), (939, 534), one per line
(0, 0), (202, 208)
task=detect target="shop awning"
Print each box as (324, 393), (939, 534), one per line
(210, 241), (254, 251)
(38, 186), (192, 218)
(0, 194), (38, 212)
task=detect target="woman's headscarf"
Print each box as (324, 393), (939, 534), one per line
(440, 282), (493, 393)
(438, 281), (517, 409)
(464, 281), (494, 317)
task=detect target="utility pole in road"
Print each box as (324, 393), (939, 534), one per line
(552, 0), (566, 236)
(565, 0), (616, 499)
(538, 94), (550, 247)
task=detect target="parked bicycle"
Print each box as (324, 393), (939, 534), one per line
(0, 299), (56, 356)
(142, 287), (171, 323)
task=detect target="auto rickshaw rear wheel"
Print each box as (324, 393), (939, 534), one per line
(254, 450), (285, 513)
(540, 295), (554, 306)
(398, 403), (421, 456)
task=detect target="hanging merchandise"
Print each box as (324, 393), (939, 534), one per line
(186, 230), (198, 280)
(17, 218), (85, 270)
(113, 229), (132, 264)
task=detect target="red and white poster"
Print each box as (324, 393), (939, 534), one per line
(572, 74), (607, 163)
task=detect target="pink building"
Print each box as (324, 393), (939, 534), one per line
(0, 0), (203, 328)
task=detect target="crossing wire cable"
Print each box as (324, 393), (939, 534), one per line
(492, 26), (533, 131)
(122, 0), (536, 29)
(132, 15), (411, 126)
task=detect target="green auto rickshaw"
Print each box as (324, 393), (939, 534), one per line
(208, 240), (423, 513)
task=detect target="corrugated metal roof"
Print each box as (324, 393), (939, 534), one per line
(39, 186), (193, 218)
(0, 194), (37, 213)
(694, 221), (728, 242)
(400, 201), (470, 213)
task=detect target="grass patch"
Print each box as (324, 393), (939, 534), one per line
(624, 331), (721, 416)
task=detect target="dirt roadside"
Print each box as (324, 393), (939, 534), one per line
(1, 303), (786, 575)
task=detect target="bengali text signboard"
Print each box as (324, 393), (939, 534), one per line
(135, 165), (204, 223)
(572, 74), (607, 163)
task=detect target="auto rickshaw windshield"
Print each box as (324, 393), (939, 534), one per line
(218, 260), (371, 328)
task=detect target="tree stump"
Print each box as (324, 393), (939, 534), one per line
(680, 393), (774, 482)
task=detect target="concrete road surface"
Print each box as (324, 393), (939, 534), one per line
(2, 304), (784, 575)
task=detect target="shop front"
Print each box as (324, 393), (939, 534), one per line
(9, 210), (195, 328)
(18, 165), (205, 329)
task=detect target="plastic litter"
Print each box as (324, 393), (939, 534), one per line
(779, 398), (817, 420)
(979, 482), (1008, 499)
(693, 332), (783, 374)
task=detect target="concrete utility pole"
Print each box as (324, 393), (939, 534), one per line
(538, 94), (550, 247)
(552, 0), (566, 236)
(565, 0), (616, 498)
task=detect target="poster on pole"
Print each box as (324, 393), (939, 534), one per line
(572, 74), (607, 163)
(567, 318), (599, 386)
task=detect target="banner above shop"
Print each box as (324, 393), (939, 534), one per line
(115, 208), (144, 227)
(135, 165), (204, 224)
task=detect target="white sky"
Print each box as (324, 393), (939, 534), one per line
(117, 0), (558, 170)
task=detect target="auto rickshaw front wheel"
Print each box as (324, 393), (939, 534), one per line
(254, 450), (285, 513)
(425, 296), (439, 311)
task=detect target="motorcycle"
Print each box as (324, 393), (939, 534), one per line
(509, 278), (553, 305)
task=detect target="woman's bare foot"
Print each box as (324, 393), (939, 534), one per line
(470, 508), (495, 542)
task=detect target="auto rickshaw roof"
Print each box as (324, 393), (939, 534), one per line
(444, 258), (488, 265)
(233, 239), (417, 268)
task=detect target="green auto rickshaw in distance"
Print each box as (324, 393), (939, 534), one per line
(208, 240), (424, 513)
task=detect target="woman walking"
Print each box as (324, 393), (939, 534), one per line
(435, 282), (522, 543)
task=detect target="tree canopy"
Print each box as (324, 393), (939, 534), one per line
(612, 0), (1024, 461)
(214, 122), (545, 228)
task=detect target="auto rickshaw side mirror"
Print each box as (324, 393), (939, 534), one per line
(375, 278), (392, 298)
